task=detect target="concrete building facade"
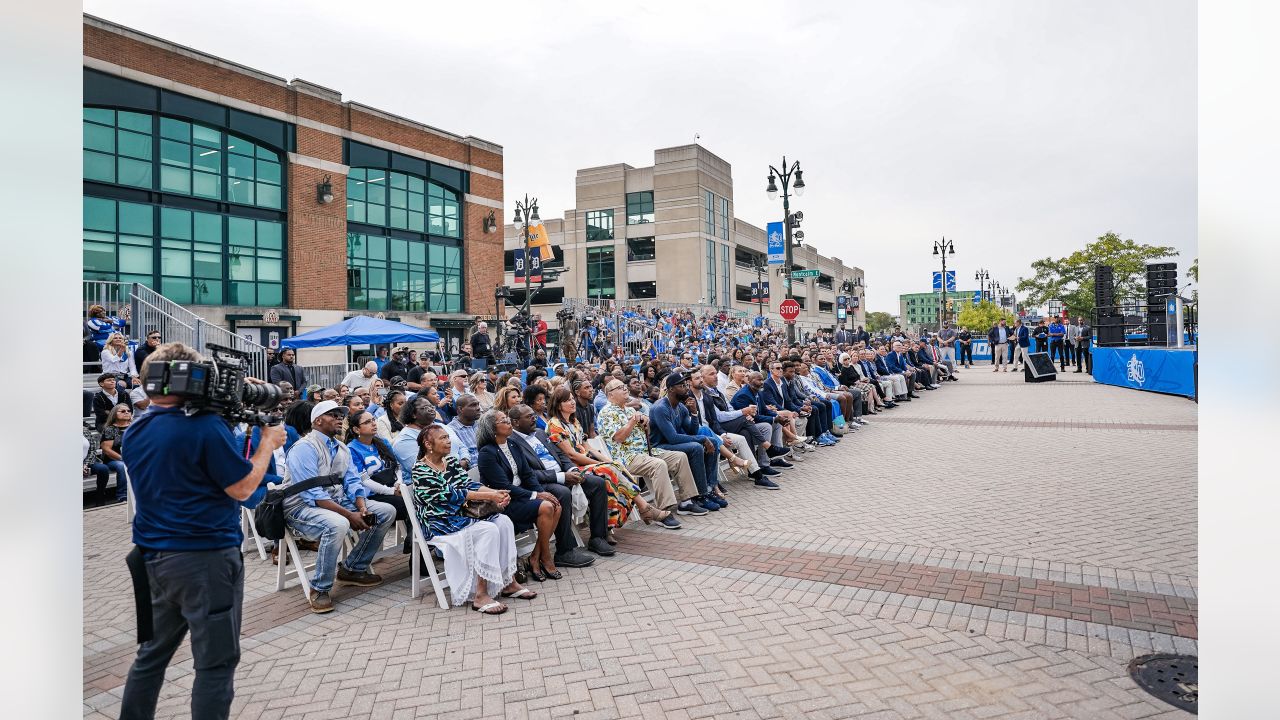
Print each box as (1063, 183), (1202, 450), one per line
(82, 15), (504, 363)
(503, 145), (865, 344)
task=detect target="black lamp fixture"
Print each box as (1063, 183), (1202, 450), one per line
(483, 210), (498, 234)
(316, 175), (334, 205)
(494, 284), (513, 301)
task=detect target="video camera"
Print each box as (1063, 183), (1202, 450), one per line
(143, 343), (283, 426)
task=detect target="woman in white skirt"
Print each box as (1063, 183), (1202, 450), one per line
(410, 425), (536, 614)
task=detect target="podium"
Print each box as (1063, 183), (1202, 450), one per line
(1024, 352), (1057, 383)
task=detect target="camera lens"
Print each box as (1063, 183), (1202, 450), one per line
(241, 381), (284, 410)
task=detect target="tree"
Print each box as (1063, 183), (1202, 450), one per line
(1015, 232), (1178, 317)
(956, 300), (1014, 333)
(865, 311), (894, 333)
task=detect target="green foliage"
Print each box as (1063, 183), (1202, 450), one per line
(956, 300), (1014, 333)
(865, 311), (895, 333)
(1015, 232), (1178, 317)
(1187, 258), (1198, 282)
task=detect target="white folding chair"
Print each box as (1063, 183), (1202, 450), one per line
(241, 507), (269, 561)
(275, 528), (315, 601)
(398, 482), (451, 608)
(123, 468), (135, 524)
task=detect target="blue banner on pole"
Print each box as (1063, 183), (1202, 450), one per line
(972, 290), (982, 305)
(932, 271), (956, 291)
(767, 222), (785, 265)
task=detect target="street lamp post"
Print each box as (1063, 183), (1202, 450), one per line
(510, 194), (541, 360)
(767, 156), (805, 345)
(933, 236), (956, 332)
(975, 268), (991, 301)
(752, 259), (767, 319)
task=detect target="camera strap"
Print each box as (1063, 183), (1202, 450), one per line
(125, 545), (154, 644)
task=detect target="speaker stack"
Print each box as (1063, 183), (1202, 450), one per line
(1094, 264), (1125, 347)
(1146, 262), (1178, 346)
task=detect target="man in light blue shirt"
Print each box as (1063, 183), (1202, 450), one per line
(283, 400), (396, 613)
(445, 394), (481, 466)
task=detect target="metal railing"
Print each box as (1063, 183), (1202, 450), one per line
(82, 281), (269, 382)
(296, 363), (359, 390)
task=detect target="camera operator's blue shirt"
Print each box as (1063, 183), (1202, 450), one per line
(123, 407), (253, 551)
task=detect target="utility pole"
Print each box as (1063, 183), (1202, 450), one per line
(933, 236), (956, 333)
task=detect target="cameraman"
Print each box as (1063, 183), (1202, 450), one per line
(120, 343), (286, 720)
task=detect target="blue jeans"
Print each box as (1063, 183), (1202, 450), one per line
(91, 460), (128, 500)
(695, 428), (724, 489)
(285, 499), (396, 592)
(656, 441), (717, 495)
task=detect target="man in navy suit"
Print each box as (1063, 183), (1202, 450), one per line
(732, 371), (795, 462)
(858, 349), (899, 405)
(885, 342), (925, 397)
(1011, 319), (1032, 372)
(649, 369), (719, 513)
(875, 345), (912, 400)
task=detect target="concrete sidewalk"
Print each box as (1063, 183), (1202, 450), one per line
(83, 369), (1196, 719)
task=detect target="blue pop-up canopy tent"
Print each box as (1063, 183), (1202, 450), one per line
(279, 315), (440, 349)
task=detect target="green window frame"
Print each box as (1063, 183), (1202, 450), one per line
(719, 196), (729, 241)
(706, 239), (717, 305)
(346, 233), (461, 312)
(625, 191), (654, 225)
(83, 108), (283, 210)
(586, 247), (616, 300)
(83, 108), (153, 189)
(83, 196), (284, 307)
(720, 243), (730, 305)
(704, 190), (716, 237)
(585, 209), (614, 242)
(347, 169), (459, 238)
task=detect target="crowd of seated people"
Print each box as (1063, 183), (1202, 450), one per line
(85, 303), (960, 617)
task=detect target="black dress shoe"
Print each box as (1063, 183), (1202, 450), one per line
(587, 537), (616, 556)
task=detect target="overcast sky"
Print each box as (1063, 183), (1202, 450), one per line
(84, 0), (1196, 313)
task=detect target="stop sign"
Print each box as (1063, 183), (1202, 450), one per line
(779, 299), (801, 323)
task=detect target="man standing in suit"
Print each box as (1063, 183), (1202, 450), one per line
(1072, 316), (1093, 374)
(507, 404), (604, 564)
(1012, 319), (1033, 372)
(988, 320), (1010, 372)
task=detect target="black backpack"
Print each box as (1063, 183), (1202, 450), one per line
(254, 473), (342, 541)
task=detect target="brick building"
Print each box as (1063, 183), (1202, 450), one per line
(82, 14), (503, 361)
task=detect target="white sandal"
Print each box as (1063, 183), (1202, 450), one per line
(472, 600), (507, 614)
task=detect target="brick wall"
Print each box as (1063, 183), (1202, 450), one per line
(84, 18), (504, 318)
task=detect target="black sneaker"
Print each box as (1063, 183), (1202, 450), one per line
(759, 466), (782, 477)
(658, 515), (682, 529)
(771, 458), (794, 468)
(754, 477), (781, 490)
(677, 500), (709, 516)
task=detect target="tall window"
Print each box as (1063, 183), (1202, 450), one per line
(704, 190), (716, 236)
(84, 196), (284, 307)
(587, 247), (616, 299)
(83, 108), (283, 209)
(346, 169), (460, 238)
(625, 191), (654, 225)
(706, 239), (717, 305)
(346, 233), (461, 312)
(585, 209), (614, 241)
(719, 197), (729, 240)
(720, 243), (730, 305)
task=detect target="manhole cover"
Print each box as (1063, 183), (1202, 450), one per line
(1129, 653), (1197, 714)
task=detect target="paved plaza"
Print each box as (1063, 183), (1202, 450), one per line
(83, 370), (1197, 719)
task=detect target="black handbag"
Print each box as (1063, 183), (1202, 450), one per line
(254, 473), (342, 540)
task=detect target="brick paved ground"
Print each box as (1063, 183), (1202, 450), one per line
(83, 369), (1197, 718)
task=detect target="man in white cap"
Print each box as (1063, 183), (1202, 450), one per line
(283, 400), (396, 614)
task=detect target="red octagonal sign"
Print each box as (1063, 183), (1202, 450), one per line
(779, 298), (801, 323)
